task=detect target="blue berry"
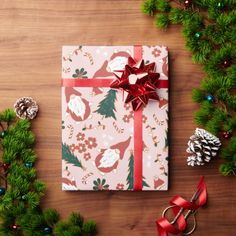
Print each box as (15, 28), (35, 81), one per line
(24, 162), (34, 168)
(206, 95), (214, 102)
(0, 187), (6, 196)
(43, 226), (52, 234)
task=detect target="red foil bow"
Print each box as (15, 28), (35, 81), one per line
(110, 57), (160, 111)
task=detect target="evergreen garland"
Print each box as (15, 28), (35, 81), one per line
(0, 109), (96, 236)
(141, 0), (236, 176)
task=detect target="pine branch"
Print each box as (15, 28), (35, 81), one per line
(0, 109), (96, 235)
(141, 0), (236, 175)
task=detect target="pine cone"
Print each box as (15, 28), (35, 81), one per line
(187, 128), (221, 166)
(14, 97), (38, 120)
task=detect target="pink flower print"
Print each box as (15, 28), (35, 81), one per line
(116, 183), (124, 190)
(77, 143), (86, 153)
(76, 132), (85, 141)
(128, 110), (134, 119)
(69, 144), (78, 153)
(84, 153), (91, 161)
(85, 137), (97, 149)
(122, 114), (130, 123)
(124, 103), (131, 110)
(142, 115), (147, 123)
(152, 48), (161, 58)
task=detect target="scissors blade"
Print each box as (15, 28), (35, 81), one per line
(190, 187), (202, 203)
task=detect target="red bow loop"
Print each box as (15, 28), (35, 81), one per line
(110, 56), (160, 111)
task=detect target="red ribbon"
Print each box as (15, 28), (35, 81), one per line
(156, 176), (207, 236)
(61, 78), (168, 89)
(61, 45), (168, 191)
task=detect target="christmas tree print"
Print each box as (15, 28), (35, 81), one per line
(94, 89), (117, 120)
(164, 110), (168, 152)
(62, 143), (84, 169)
(126, 153), (150, 190)
(142, 177), (150, 188)
(127, 153), (134, 190)
(164, 129), (168, 148)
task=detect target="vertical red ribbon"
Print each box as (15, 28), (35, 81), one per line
(133, 45), (143, 191)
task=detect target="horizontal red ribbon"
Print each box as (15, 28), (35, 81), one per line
(61, 78), (168, 89)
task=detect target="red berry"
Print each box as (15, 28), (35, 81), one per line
(184, 0), (192, 8)
(222, 131), (232, 139)
(222, 59), (231, 68)
(2, 163), (9, 171)
(11, 224), (18, 230)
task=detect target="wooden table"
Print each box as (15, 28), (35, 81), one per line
(0, 1), (235, 235)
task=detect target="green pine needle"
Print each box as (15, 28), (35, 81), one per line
(69, 212), (84, 228)
(192, 89), (205, 103)
(141, 0), (157, 16)
(156, 0), (171, 12)
(155, 13), (169, 28)
(0, 109), (16, 123)
(82, 220), (97, 236)
(43, 208), (60, 225)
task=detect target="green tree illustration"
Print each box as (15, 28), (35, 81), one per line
(94, 89), (117, 120)
(164, 129), (168, 148)
(62, 143), (84, 169)
(126, 153), (150, 190)
(164, 110), (169, 164)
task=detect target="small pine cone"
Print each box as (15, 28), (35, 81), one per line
(14, 97), (38, 120)
(186, 128), (221, 166)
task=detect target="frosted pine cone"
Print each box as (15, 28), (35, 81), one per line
(187, 128), (221, 166)
(14, 97), (38, 120)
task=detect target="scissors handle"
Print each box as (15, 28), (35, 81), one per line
(182, 211), (197, 235)
(162, 205), (197, 235)
(162, 205), (184, 224)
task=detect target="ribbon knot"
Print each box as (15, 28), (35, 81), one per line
(110, 56), (160, 111)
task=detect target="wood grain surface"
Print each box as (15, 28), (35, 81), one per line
(0, 1), (235, 235)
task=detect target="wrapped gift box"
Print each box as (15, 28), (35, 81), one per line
(61, 45), (169, 191)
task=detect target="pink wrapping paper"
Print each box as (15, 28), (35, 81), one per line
(62, 46), (169, 191)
